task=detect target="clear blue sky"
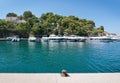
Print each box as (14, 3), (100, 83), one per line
(0, 0), (120, 34)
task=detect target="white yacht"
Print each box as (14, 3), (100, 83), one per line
(41, 35), (86, 42)
(66, 36), (86, 42)
(11, 37), (20, 42)
(28, 36), (37, 42)
(111, 36), (120, 41)
(6, 35), (20, 42)
(41, 37), (49, 42)
(88, 36), (112, 42)
(49, 36), (63, 42)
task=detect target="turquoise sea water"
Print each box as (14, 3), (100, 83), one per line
(0, 41), (120, 73)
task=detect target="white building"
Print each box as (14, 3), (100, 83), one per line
(6, 17), (26, 23)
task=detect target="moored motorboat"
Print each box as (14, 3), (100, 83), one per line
(6, 35), (20, 42)
(87, 36), (112, 42)
(11, 37), (20, 42)
(111, 37), (120, 42)
(41, 37), (49, 42)
(28, 36), (37, 42)
(41, 36), (86, 42)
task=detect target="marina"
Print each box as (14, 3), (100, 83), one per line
(41, 34), (120, 42)
(0, 0), (120, 82)
(1, 34), (120, 42)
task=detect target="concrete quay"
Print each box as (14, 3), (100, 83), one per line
(0, 73), (120, 83)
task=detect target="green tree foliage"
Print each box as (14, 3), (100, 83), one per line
(0, 20), (7, 29)
(0, 20), (16, 37)
(31, 23), (44, 37)
(40, 12), (63, 36)
(23, 11), (33, 21)
(97, 26), (104, 31)
(16, 22), (30, 37)
(0, 11), (105, 38)
(18, 15), (24, 20)
(6, 13), (17, 17)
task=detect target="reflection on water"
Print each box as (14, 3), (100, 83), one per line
(42, 42), (85, 51)
(28, 41), (36, 49)
(0, 41), (120, 73)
